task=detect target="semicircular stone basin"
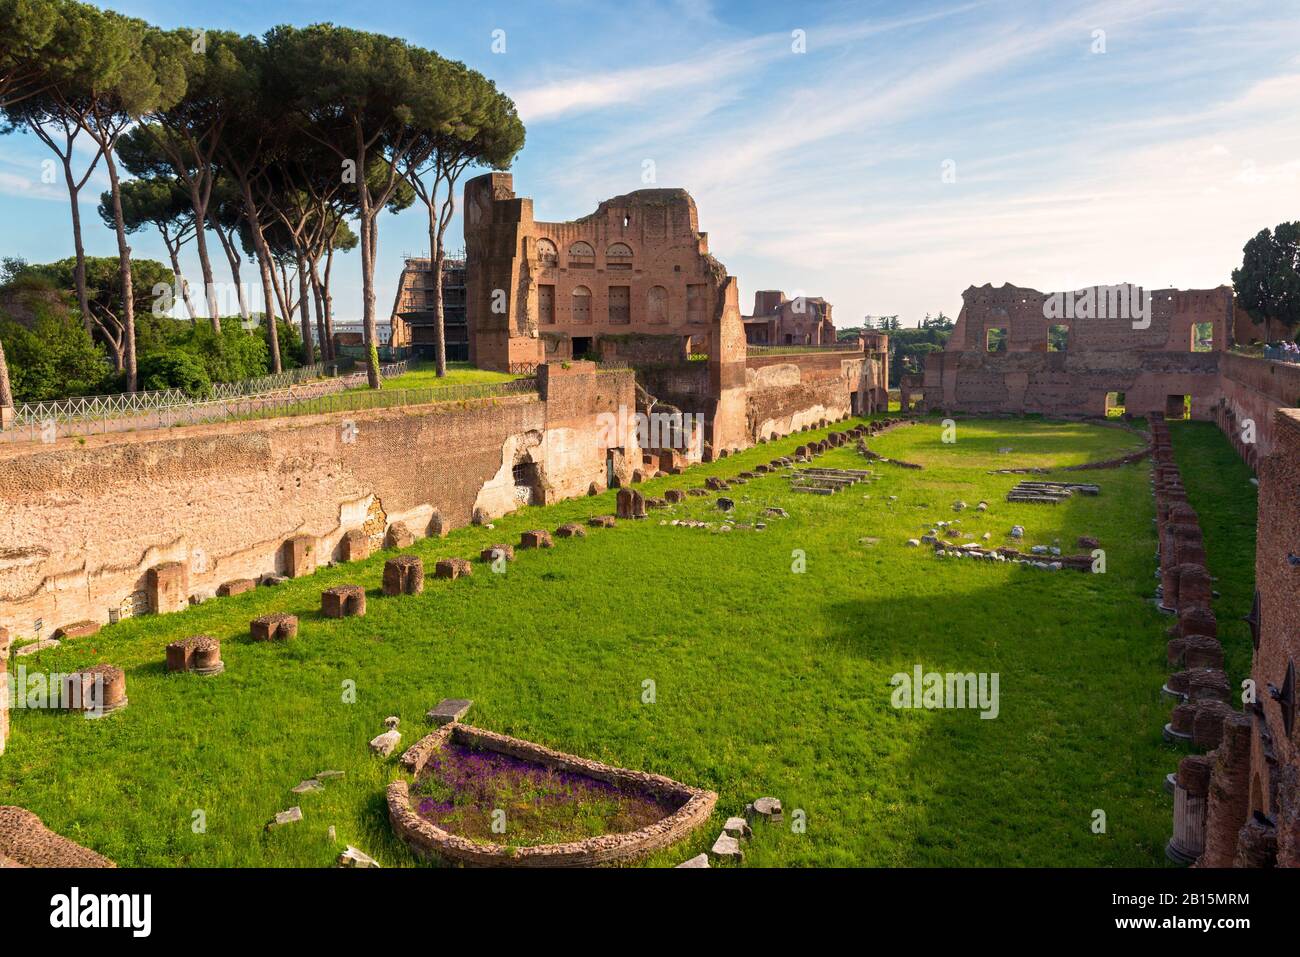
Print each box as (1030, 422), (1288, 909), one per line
(387, 722), (716, 867)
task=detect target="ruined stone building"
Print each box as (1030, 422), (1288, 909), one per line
(920, 280), (1300, 460)
(922, 282), (1232, 420)
(742, 291), (837, 346)
(390, 255), (469, 361)
(463, 174), (735, 371)
(462, 173), (889, 457)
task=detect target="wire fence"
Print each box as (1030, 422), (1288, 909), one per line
(9, 360), (354, 426)
(0, 358), (453, 444)
(1263, 345), (1300, 365)
(746, 343), (863, 356)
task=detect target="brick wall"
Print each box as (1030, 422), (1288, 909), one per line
(0, 366), (637, 639)
(1216, 352), (1300, 461)
(922, 282), (1232, 417)
(464, 173), (726, 372)
(1250, 409), (1300, 864)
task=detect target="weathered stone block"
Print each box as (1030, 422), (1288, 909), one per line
(322, 585), (367, 618)
(167, 635), (223, 675)
(385, 522), (415, 550)
(1167, 634), (1223, 671)
(480, 544), (515, 563)
(1173, 604), (1217, 640)
(665, 488), (686, 503)
(1174, 563), (1212, 612)
(434, 558), (473, 579)
(382, 555), (424, 596)
(587, 515), (616, 528)
(147, 561), (189, 614)
(616, 487), (646, 519)
(282, 535), (317, 579)
(52, 620), (100, 641)
(1191, 700), (1236, 750)
(1200, 713), (1252, 867)
(217, 578), (256, 598)
(555, 523), (586, 539)
(14, 639), (59, 657)
(250, 613), (298, 642)
(340, 529), (370, 563)
(267, 806), (302, 829)
(519, 529), (554, 549)
(426, 698), (473, 725)
(63, 665), (127, 715)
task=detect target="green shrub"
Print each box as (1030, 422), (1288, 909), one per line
(137, 350), (213, 396)
(0, 308), (113, 402)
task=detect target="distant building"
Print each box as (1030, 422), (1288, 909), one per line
(333, 321), (395, 347)
(390, 255), (468, 362)
(742, 290), (837, 346)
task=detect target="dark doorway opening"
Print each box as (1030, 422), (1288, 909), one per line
(512, 461), (541, 505)
(606, 448), (622, 489)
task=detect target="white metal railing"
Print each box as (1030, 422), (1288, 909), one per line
(0, 358), (427, 444)
(10, 361), (349, 426)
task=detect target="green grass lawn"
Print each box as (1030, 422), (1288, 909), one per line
(1167, 421), (1257, 691)
(359, 361), (520, 391)
(0, 415), (1252, 867)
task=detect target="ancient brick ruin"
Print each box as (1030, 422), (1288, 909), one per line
(0, 362), (640, 637)
(462, 173), (889, 458)
(923, 283), (1232, 419)
(742, 291), (837, 347)
(464, 173), (734, 372)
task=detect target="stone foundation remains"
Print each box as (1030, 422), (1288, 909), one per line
(388, 720), (716, 867)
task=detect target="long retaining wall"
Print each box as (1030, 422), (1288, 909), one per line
(0, 364), (639, 638)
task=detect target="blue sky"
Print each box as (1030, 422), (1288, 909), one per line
(1, 0), (1298, 327)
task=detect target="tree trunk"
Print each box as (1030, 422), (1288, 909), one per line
(270, 261), (291, 335)
(357, 153), (380, 389)
(322, 242), (337, 360)
(164, 238), (198, 323)
(0, 334), (14, 413)
(429, 217), (447, 378)
(212, 220), (250, 323)
(59, 154), (94, 336)
(103, 152), (137, 392)
(188, 182), (221, 332)
(239, 179), (282, 373)
(310, 261), (327, 363)
(297, 251), (314, 365)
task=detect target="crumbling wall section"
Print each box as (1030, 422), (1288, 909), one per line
(0, 367), (636, 638)
(922, 282), (1232, 418)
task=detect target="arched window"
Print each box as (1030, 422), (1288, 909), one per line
(536, 238), (558, 264)
(571, 285), (592, 324)
(606, 242), (633, 270)
(568, 241), (595, 268)
(647, 285), (668, 324)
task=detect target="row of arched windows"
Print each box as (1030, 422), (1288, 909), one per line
(543, 285), (672, 325)
(536, 239), (634, 269)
